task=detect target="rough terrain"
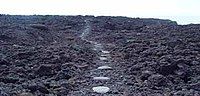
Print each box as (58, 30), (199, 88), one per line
(0, 15), (200, 96)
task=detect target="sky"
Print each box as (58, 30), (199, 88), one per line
(0, 0), (200, 25)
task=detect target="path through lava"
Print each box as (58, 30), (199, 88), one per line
(68, 19), (128, 96)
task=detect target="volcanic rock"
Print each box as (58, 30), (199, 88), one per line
(35, 64), (53, 76)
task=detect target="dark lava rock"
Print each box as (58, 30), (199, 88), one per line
(17, 92), (34, 96)
(0, 35), (11, 40)
(191, 61), (199, 65)
(129, 64), (142, 75)
(158, 63), (179, 75)
(55, 87), (69, 96)
(13, 51), (35, 60)
(55, 69), (73, 81)
(0, 91), (9, 96)
(0, 59), (10, 66)
(140, 70), (152, 81)
(189, 82), (200, 91)
(1, 15), (200, 95)
(0, 77), (19, 84)
(147, 74), (170, 87)
(35, 64), (53, 76)
(175, 69), (192, 83)
(28, 84), (49, 94)
(30, 24), (49, 30)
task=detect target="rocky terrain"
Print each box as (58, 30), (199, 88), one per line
(0, 15), (200, 96)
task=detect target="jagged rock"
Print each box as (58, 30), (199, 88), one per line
(55, 87), (69, 96)
(30, 24), (48, 30)
(191, 61), (199, 65)
(147, 74), (169, 87)
(157, 63), (179, 75)
(17, 92), (34, 96)
(0, 59), (10, 66)
(14, 51), (35, 60)
(0, 77), (19, 83)
(28, 84), (49, 94)
(140, 70), (152, 81)
(189, 82), (200, 91)
(0, 15), (200, 96)
(0, 90), (9, 96)
(55, 69), (73, 80)
(35, 64), (53, 76)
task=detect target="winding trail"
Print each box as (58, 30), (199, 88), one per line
(68, 19), (128, 96)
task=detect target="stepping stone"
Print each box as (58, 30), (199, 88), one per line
(99, 57), (108, 60)
(102, 50), (110, 54)
(95, 45), (103, 49)
(93, 77), (110, 80)
(100, 54), (110, 57)
(95, 44), (102, 47)
(92, 86), (110, 93)
(97, 66), (112, 70)
(94, 42), (98, 44)
(96, 44), (102, 46)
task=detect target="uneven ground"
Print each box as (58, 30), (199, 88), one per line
(0, 15), (200, 96)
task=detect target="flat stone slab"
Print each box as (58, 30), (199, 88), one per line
(92, 86), (110, 93)
(100, 54), (109, 57)
(93, 77), (110, 80)
(99, 57), (108, 60)
(97, 66), (112, 70)
(102, 50), (110, 54)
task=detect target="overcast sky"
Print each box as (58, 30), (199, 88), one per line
(0, 0), (200, 24)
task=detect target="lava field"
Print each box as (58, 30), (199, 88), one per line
(0, 15), (200, 96)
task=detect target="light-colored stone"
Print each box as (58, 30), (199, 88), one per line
(92, 86), (110, 93)
(99, 57), (108, 61)
(96, 43), (102, 46)
(101, 54), (109, 57)
(102, 50), (110, 54)
(97, 66), (112, 70)
(93, 77), (110, 80)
